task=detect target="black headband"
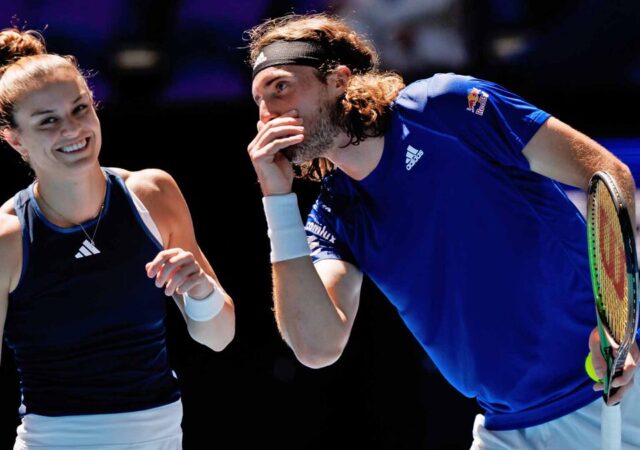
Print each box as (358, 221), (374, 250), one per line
(252, 40), (328, 78)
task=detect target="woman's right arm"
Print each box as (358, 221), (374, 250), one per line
(0, 277), (7, 362)
(0, 208), (22, 361)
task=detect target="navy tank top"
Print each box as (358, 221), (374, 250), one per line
(4, 168), (180, 416)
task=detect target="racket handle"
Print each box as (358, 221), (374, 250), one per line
(601, 401), (622, 450)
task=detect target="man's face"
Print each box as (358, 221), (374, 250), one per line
(251, 65), (341, 163)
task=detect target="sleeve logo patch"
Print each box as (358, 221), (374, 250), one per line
(466, 87), (489, 116)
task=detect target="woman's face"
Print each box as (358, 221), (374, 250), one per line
(5, 69), (101, 178)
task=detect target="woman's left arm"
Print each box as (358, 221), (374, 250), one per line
(134, 169), (235, 351)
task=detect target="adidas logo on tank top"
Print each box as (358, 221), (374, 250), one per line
(75, 239), (101, 259)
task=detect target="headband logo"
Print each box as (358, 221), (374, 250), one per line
(253, 52), (267, 69)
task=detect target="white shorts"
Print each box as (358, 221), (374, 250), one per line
(471, 377), (640, 450)
(13, 400), (183, 449)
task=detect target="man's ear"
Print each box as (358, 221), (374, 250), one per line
(328, 65), (352, 93)
(2, 128), (28, 160)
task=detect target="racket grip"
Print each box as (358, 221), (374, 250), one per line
(601, 402), (622, 450)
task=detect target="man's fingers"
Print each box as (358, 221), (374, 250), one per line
(252, 125), (304, 153)
(591, 351), (607, 379)
(607, 379), (634, 405)
(247, 115), (304, 151)
(252, 135), (305, 161)
(611, 353), (637, 388)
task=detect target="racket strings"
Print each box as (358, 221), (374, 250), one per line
(591, 186), (629, 343)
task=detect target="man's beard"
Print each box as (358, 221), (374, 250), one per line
(282, 100), (341, 164)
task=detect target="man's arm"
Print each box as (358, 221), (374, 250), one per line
(523, 116), (635, 221)
(523, 116), (638, 404)
(273, 257), (363, 368)
(246, 112), (364, 368)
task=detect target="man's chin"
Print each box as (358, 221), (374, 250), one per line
(283, 145), (316, 164)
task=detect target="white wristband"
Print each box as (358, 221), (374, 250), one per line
(262, 193), (310, 263)
(184, 285), (225, 321)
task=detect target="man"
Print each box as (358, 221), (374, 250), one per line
(246, 13), (640, 449)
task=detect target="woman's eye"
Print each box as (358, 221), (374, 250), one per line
(40, 117), (57, 126)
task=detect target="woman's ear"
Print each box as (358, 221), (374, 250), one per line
(2, 128), (28, 160)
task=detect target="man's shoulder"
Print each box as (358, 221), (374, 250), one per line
(400, 73), (476, 103)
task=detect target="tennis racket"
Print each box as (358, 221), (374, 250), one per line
(586, 171), (639, 450)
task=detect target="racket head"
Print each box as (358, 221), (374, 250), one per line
(587, 171), (639, 400)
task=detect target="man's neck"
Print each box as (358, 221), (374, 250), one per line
(325, 134), (385, 181)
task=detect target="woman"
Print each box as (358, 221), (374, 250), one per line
(0, 28), (235, 449)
